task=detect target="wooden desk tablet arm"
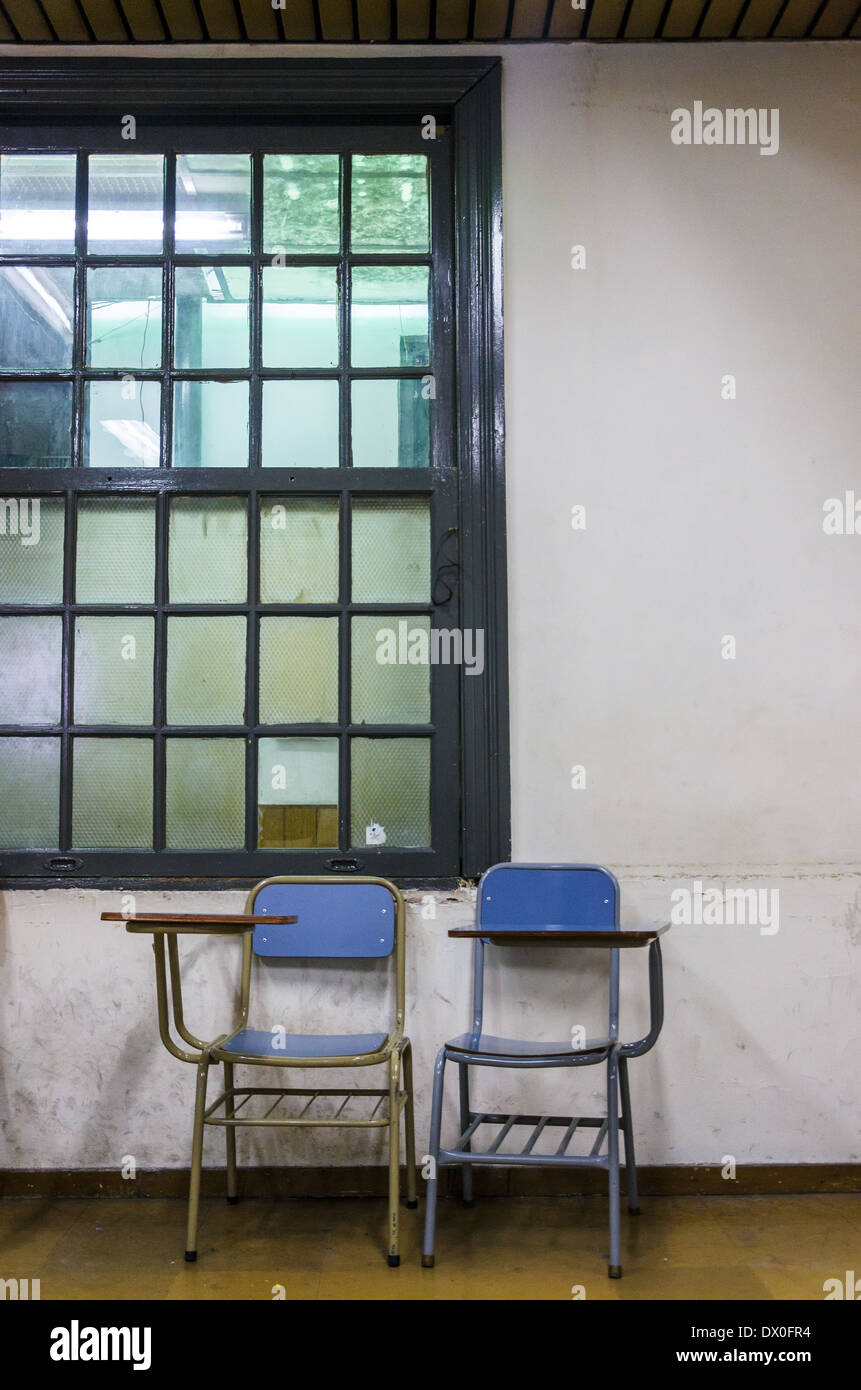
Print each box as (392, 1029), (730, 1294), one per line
(101, 913), (298, 1065)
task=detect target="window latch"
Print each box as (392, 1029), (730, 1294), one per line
(326, 857), (364, 873)
(43, 856), (83, 874)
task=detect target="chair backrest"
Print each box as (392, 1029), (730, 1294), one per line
(478, 862), (619, 934)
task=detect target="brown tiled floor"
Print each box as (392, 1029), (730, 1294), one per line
(1, 1194), (859, 1300)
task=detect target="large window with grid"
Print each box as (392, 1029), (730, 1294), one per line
(0, 61), (507, 886)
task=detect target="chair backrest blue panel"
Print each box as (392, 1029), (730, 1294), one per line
(252, 882), (395, 959)
(477, 863), (619, 934)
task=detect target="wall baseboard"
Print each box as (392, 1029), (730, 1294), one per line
(1, 1165), (859, 1200)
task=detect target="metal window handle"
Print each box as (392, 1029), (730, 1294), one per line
(325, 857), (364, 873)
(43, 856), (83, 873)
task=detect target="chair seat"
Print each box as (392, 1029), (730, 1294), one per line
(216, 1029), (388, 1059)
(445, 1032), (611, 1059)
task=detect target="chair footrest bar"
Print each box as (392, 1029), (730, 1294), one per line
(203, 1086), (404, 1129)
(437, 1149), (610, 1169)
(440, 1112), (614, 1164)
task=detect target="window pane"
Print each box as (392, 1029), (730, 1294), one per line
(0, 266), (74, 371)
(351, 616), (430, 725)
(259, 497), (339, 604)
(351, 738), (430, 848)
(74, 616), (154, 725)
(72, 738), (153, 848)
(0, 382), (72, 467)
(0, 737), (59, 846)
(88, 154), (164, 254)
(172, 381), (249, 468)
(175, 154), (251, 254)
(351, 155), (429, 253)
(0, 154), (76, 254)
(259, 617), (338, 724)
(174, 266), (250, 368)
(0, 496), (65, 603)
(0, 616), (62, 723)
(350, 266), (429, 368)
(169, 496), (247, 603)
(167, 616), (246, 724)
(262, 379), (339, 469)
(263, 154), (340, 255)
(262, 266), (339, 368)
(86, 266), (162, 369)
(76, 497), (155, 604)
(166, 738), (245, 848)
(351, 379), (429, 469)
(257, 736), (338, 848)
(352, 498), (430, 602)
(85, 380), (161, 469)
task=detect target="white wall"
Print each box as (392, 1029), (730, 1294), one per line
(1, 40), (860, 1171)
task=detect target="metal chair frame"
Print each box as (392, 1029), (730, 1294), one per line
(421, 862), (666, 1278)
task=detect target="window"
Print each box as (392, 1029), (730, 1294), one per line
(0, 59), (508, 887)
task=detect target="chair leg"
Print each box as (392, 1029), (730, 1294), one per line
(607, 1051), (622, 1278)
(387, 1052), (401, 1266)
(421, 1045), (447, 1268)
(402, 1041), (418, 1210)
(458, 1062), (474, 1206)
(619, 1056), (639, 1215)
(223, 1061), (238, 1205)
(185, 1049), (211, 1262)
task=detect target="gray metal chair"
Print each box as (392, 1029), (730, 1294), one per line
(421, 862), (668, 1278)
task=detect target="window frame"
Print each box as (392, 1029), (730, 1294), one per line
(0, 57), (509, 890)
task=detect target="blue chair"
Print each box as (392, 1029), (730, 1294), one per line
(421, 862), (668, 1278)
(116, 875), (415, 1267)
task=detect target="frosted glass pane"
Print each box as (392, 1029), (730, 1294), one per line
(0, 154), (76, 254)
(0, 267), (74, 371)
(166, 738), (245, 848)
(0, 737), (59, 846)
(263, 154), (340, 255)
(0, 497), (65, 603)
(351, 155), (429, 252)
(85, 380), (161, 469)
(172, 381), (249, 468)
(175, 155), (251, 254)
(352, 616), (430, 725)
(86, 266), (162, 369)
(257, 736), (338, 848)
(0, 382), (72, 467)
(259, 617), (338, 724)
(167, 616), (246, 724)
(262, 266), (339, 367)
(259, 497), (339, 604)
(0, 616), (61, 724)
(352, 498), (430, 602)
(76, 497), (155, 604)
(262, 379), (339, 469)
(351, 266), (429, 368)
(169, 496), (247, 603)
(351, 378), (429, 469)
(88, 154), (164, 254)
(74, 617), (154, 725)
(351, 738), (430, 848)
(72, 738), (153, 848)
(174, 266), (250, 368)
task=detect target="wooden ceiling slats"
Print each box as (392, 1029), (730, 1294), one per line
(586, 0), (628, 35)
(357, 0), (391, 37)
(698, 0), (747, 34)
(737, 0), (784, 33)
(811, 0), (857, 33)
(3, 0), (54, 37)
(546, 0), (587, 35)
(773, 0), (825, 31)
(434, 0), (470, 36)
(473, 0), (510, 35)
(662, 0), (706, 35)
(508, 0), (548, 35)
(155, 0), (204, 38)
(237, 0), (280, 38)
(395, 0), (429, 36)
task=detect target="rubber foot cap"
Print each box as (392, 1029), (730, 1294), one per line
(406, 1199), (418, 1209)
(421, 1255), (435, 1268)
(227, 1195), (239, 1205)
(608, 1265), (622, 1279)
(388, 1254), (400, 1268)
(184, 1251), (197, 1263)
